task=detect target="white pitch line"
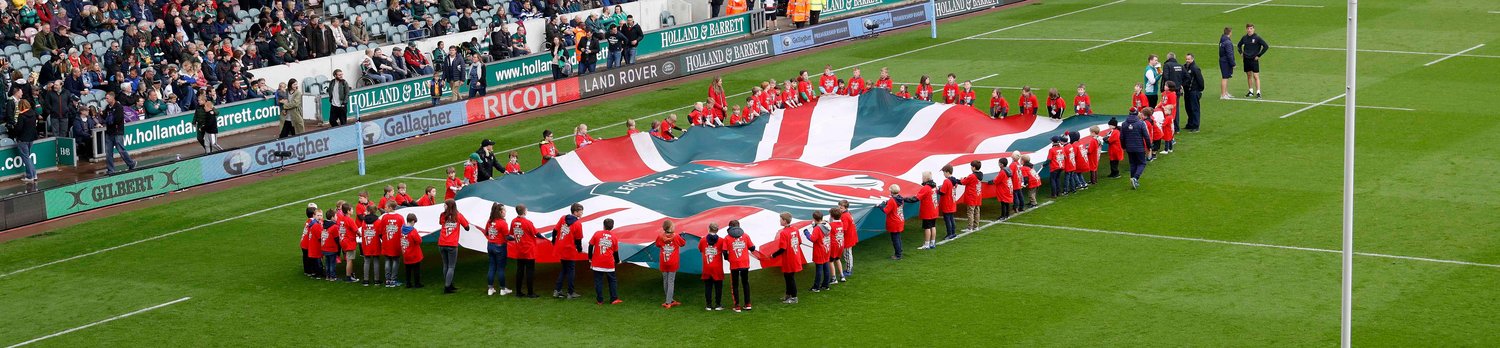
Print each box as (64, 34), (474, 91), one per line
(1222, 0), (1272, 13)
(835, 0), (1128, 70)
(1423, 44), (1486, 67)
(396, 176), (448, 182)
(1079, 31), (1153, 52)
(937, 201), (1055, 246)
(1227, 97), (1414, 112)
(1489, 10), (1499, 14)
(972, 73), (999, 82)
(1279, 93), (1345, 118)
(967, 37), (1500, 59)
(1182, 2), (1322, 8)
(7, 297), (192, 348)
(1002, 222), (1500, 269)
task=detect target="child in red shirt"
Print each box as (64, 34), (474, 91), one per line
(825, 209), (845, 285)
(846, 68), (867, 96)
(1074, 84), (1092, 116)
(708, 77), (727, 118)
(539, 130), (559, 164)
(879, 184), (920, 260)
(782, 80), (802, 109)
(874, 67), (894, 90)
(658, 114), (682, 140)
(728, 105), (744, 126)
(915, 172), (939, 250)
(589, 218), (622, 304)
(941, 73), (960, 104)
(338, 203), (360, 282)
(1130, 83), (1149, 116)
(803, 212), (833, 292)
(504, 152), (522, 175)
(301, 206), (323, 278)
(373, 202), (405, 287)
(796, 70), (813, 102)
(960, 81), (977, 107)
(837, 201), (856, 279)
(720, 220), (756, 311)
(574, 123), (596, 148)
(961, 160), (984, 232)
(401, 214), (425, 288)
(1018, 86), (1039, 117)
(445, 167), (463, 201)
(1022, 156), (1042, 207)
(508, 205), (541, 298)
(358, 209), (382, 286)
(989, 89), (1010, 119)
(463, 157), (479, 184)
(319, 210), (341, 281)
(437, 200), (470, 293)
(771, 212), (806, 303)
(700, 223), (725, 310)
(1046, 88), (1066, 120)
(1048, 138), (1067, 198)
(656, 220), (686, 308)
(818, 65), (839, 97)
(989, 158), (1015, 220)
(938, 165), (960, 240)
(483, 203), (511, 296)
(416, 186), (438, 206)
(552, 203), (586, 299)
(915, 75), (933, 101)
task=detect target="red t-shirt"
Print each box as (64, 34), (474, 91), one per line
(360, 222), (382, 256)
(508, 217), (537, 260)
(819, 74), (839, 95)
(1130, 92), (1149, 114)
(1049, 146), (1066, 171)
(376, 213), (405, 257)
(840, 211), (857, 248)
(539, 142), (559, 164)
(485, 218), (509, 246)
(874, 77), (893, 90)
(782, 90), (799, 108)
(961, 90), (976, 106)
(339, 215), (359, 252)
(1047, 97), (1066, 118)
(301, 218), (320, 257)
(847, 77), (867, 95)
(319, 219), (340, 253)
(504, 162), (522, 174)
(809, 224), (830, 264)
(938, 177), (958, 213)
(991, 169), (1013, 203)
(1160, 91), (1178, 119)
(827, 221), (845, 257)
(463, 163), (478, 183)
(445, 177), (462, 201)
(698, 236), (724, 280)
(882, 196), (905, 233)
(416, 194), (436, 207)
(895, 91), (911, 99)
(917, 184), (937, 220)
(688, 109), (705, 126)
(1106, 128), (1125, 161)
(657, 119), (677, 140)
(1063, 143), (1079, 172)
(708, 85), (727, 113)
(437, 213), (468, 247)
(941, 83), (960, 104)
(776, 226), (805, 273)
(402, 230), (423, 264)
(1008, 161), (1024, 190)
(574, 133), (596, 148)
(728, 110), (743, 126)
(1023, 165), (1042, 188)
(553, 216), (586, 261)
(1162, 113), (1177, 141)
(961, 174), (982, 206)
(655, 233), (685, 272)
(589, 230), (618, 270)
(719, 234), (754, 270)
(796, 80), (813, 101)
(1074, 95), (1092, 115)
(916, 84), (933, 101)
(1019, 94), (1039, 117)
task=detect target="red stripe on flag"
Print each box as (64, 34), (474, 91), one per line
(573, 135), (659, 182)
(769, 101), (820, 160)
(828, 107), (1038, 176)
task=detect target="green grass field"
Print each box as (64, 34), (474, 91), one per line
(3, 0), (1499, 345)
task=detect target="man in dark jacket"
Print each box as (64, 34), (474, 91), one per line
(1237, 23), (1269, 98)
(578, 33), (599, 75)
(13, 98), (40, 182)
(473, 139), (502, 182)
(102, 92), (137, 174)
(327, 69), (351, 126)
(1183, 54), (1205, 132)
(621, 16), (643, 64)
(444, 47), (465, 102)
(1217, 26), (1236, 99)
(1120, 108), (1152, 189)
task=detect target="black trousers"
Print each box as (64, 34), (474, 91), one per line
(783, 272), (797, 297)
(730, 268), (751, 306)
(1110, 160), (1121, 177)
(1147, 94), (1159, 107)
(594, 271), (618, 302)
(1185, 91), (1202, 130)
(514, 259), (536, 296)
(330, 105), (348, 126)
(279, 120), (296, 138)
(710, 1), (722, 17)
(405, 263), (422, 287)
(1128, 151), (1148, 179)
(704, 279), (723, 308)
(810, 10), (820, 25)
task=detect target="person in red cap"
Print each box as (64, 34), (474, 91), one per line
(589, 218), (623, 305)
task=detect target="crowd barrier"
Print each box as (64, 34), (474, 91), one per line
(6, 0), (1016, 229)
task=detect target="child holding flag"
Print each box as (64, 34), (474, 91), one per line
(826, 210), (845, 285)
(700, 223), (725, 310)
(438, 200), (470, 294)
(510, 204), (541, 298)
(989, 89), (1010, 119)
(805, 212), (833, 292)
(880, 185), (921, 259)
(771, 212), (806, 303)
(1074, 84), (1093, 116)
(402, 214), (425, 289)
(939, 165), (960, 240)
(590, 219), (622, 305)
(552, 203), (586, 299)
(720, 220), (756, 311)
(916, 172), (939, 250)
(657, 220), (686, 308)
(485, 203), (512, 296)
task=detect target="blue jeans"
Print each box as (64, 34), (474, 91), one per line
(322, 251), (339, 278)
(468, 79), (484, 97)
(415, 66), (434, 76)
(554, 261), (576, 293)
(594, 270), (618, 302)
(814, 262), (830, 289)
(1049, 169), (1063, 197)
(941, 212), (957, 238)
(105, 134), (135, 173)
(623, 47), (636, 64)
(16, 141), (35, 179)
(1128, 152), (1148, 179)
(1013, 189), (1025, 208)
(486, 243), (507, 287)
(606, 50), (621, 69)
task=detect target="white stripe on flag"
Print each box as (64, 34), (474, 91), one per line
(808, 102), (951, 167)
(895, 116), (1067, 181)
(555, 153), (604, 186)
(754, 110), (785, 162)
(798, 96), (861, 165)
(631, 132), (675, 172)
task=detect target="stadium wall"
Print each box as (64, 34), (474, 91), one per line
(4, 0), (1016, 229)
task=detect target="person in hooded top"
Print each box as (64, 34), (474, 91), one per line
(700, 223), (726, 310)
(718, 220), (756, 312)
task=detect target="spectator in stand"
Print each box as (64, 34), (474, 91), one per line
(404, 47), (434, 75)
(328, 69), (351, 126)
(620, 16), (642, 64)
(459, 9), (479, 32)
(348, 15), (372, 45)
(605, 24), (623, 69)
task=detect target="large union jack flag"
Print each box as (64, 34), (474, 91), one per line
(401, 91), (1111, 273)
